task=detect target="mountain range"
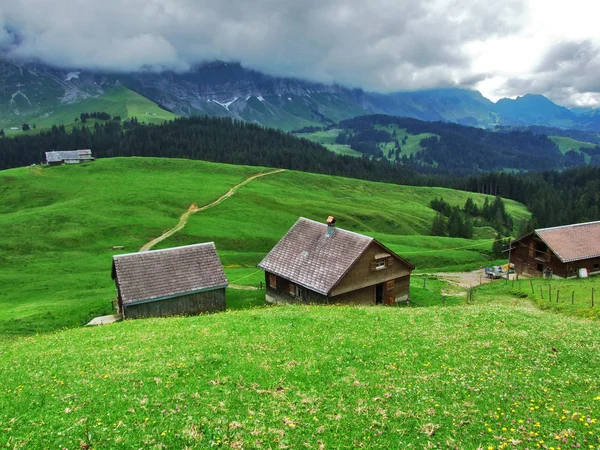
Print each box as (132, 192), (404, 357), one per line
(1, 59), (600, 132)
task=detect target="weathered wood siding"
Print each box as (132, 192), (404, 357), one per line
(394, 275), (410, 302)
(330, 242), (411, 297)
(264, 272), (328, 304)
(123, 288), (226, 319)
(330, 285), (374, 305)
(265, 267), (412, 306)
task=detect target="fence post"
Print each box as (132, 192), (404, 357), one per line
(530, 280), (534, 293)
(423, 278), (427, 289)
(593, 288), (595, 307)
(549, 285), (552, 302)
(556, 290), (559, 303)
(259, 281), (263, 290)
(571, 291), (574, 305)
(541, 287), (544, 299)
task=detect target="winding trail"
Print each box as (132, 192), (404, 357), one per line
(139, 169), (286, 252)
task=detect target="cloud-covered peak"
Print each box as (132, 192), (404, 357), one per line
(1, 0), (599, 106)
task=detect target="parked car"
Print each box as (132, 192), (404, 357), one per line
(485, 266), (505, 279)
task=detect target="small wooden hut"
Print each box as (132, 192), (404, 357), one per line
(112, 242), (228, 319)
(258, 217), (414, 305)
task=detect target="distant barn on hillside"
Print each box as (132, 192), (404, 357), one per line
(258, 216), (414, 305)
(510, 220), (600, 278)
(111, 243), (228, 319)
(45, 149), (94, 166)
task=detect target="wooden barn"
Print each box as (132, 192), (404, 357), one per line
(111, 242), (228, 319)
(510, 220), (600, 278)
(258, 217), (414, 305)
(45, 149), (94, 166)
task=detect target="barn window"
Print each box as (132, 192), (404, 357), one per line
(295, 286), (304, 299)
(375, 259), (386, 269)
(269, 274), (277, 289)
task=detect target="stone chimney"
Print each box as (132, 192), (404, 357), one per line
(326, 216), (336, 236)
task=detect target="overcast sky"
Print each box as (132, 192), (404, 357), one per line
(1, 0), (599, 106)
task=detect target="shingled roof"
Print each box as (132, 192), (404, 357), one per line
(258, 218), (412, 295)
(533, 220), (600, 263)
(112, 243), (228, 306)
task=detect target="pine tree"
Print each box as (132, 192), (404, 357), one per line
(431, 213), (447, 236)
(492, 233), (505, 257)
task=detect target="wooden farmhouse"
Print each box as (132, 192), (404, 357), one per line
(510, 220), (600, 278)
(45, 149), (94, 166)
(111, 242), (228, 319)
(258, 217), (414, 305)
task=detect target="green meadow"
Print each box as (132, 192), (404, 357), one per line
(549, 136), (597, 164)
(295, 125), (438, 160)
(3, 157), (600, 449)
(0, 157), (529, 338)
(0, 86), (178, 136)
(2, 301), (600, 449)
(294, 129), (363, 157)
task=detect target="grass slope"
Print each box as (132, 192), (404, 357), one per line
(0, 158), (529, 338)
(2, 301), (600, 448)
(0, 86), (178, 136)
(294, 129), (362, 157)
(549, 136), (597, 164)
(296, 125), (438, 161)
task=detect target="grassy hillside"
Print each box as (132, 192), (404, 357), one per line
(2, 300), (600, 448)
(549, 136), (597, 163)
(0, 158), (529, 338)
(294, 125), (437, 160)
(294, 129), (362, 157)
(0, 86), (178, 136)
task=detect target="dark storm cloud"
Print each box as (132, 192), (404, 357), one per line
(0, 0), (526, 91)
(501, 40), (600, 105)
(536, 40), (596, 72)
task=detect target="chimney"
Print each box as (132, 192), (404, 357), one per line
(326, 216), (336, 236)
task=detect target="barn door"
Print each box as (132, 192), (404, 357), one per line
(385, 280), (395, 305)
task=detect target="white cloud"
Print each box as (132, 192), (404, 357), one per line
(1, 0), (599, 105)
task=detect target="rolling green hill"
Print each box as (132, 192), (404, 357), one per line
(0, 86), (178, 136)
(0, 157), (529, 339)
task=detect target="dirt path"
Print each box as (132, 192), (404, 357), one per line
(428, 269), (519, 289)
(139, 169), (286, 252)
(432, 270), (492, 289)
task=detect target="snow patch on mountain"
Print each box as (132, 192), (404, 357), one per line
(212, 98), (238, 110)
(66, 72), (80, 81)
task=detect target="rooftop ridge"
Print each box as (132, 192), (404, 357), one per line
(299, 217), (374, 241)
(113, 242), (215, 259)
(536, 220), (600, 233)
